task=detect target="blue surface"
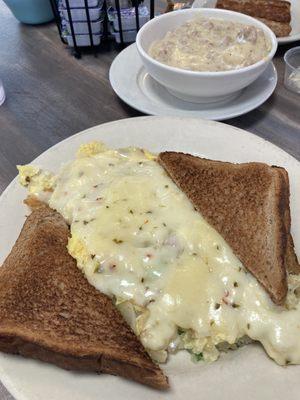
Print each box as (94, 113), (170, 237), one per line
(3, 0), (54, 24)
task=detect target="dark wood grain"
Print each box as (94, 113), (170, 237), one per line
(0, 1), (300, 399)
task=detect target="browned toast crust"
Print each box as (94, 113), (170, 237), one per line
(158, 152), (299, 305)
(256, 18), (292, 37)
(0, 206), (168, 390)
(285, 235), (300, 274)
(274, 167), (300, 275)
(216, 0), (291, 23)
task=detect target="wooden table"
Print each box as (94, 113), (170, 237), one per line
(0, 1), (299, 398)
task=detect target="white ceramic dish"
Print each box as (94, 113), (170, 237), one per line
(1, 116), (300, 400)
(60, 1), (103, 22)
(111, 28), (136, 43)
(192, 0), (300, 44)
(108, 6), (149, 32)
(62, 0), (99, 7)
(109, 44), (277, 120)
(108, 21), (137, 43)
(278, 0), (300, 44)
(65, 17), (103, 34)
(65, 32), (102, 46)
(136, 9), (277, 104)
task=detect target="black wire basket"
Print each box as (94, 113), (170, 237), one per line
(49, 0), (156, 58)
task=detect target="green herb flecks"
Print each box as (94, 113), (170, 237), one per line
(188, 349), (204, 362)
(193, 352), (204, 362)
(177, 327), (185, 336)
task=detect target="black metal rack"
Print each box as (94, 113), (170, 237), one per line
(49, 0), (156, 58)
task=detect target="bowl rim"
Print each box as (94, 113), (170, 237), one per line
(136, 8), (278, 77)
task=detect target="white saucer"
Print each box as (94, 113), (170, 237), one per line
(109, 44), (277, 121)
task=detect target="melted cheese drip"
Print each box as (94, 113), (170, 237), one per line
(21, 145), (300, 365)
(149, 17), (271, 72)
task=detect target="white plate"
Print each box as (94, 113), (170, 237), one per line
(278, 0), (300, 44)
(109, 44), (277, 120)
(1, 116), (300, 400)
(192, 0), (300, 44)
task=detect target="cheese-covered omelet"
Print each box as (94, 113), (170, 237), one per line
(19, 142), (300, 365)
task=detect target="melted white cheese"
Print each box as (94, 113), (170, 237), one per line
(20, 144), (300, 365)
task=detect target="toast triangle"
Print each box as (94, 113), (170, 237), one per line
(158, 151), (299, 305)
(0, 206), (168, 390)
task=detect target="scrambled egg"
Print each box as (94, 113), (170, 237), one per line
(18, 142), (300, 366)
(67, 234), (91, 270)
(18, 165), (56, 202)
(17, 165), (40, 186)
(77, 141), (108, 158)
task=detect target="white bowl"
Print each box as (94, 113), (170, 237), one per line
(136, 9), (277, 104)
